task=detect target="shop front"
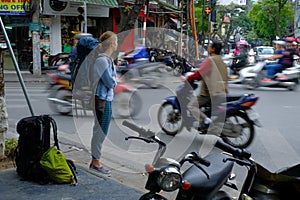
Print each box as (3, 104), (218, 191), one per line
(42, 0), (118, 55)
(0, 0), (118, 70)
(0, 0), (32, 70)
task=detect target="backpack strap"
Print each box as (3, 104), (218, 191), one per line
(43, 115), (59, 150)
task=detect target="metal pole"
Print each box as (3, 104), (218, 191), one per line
(207, 0), (212, 45)
(142, 4), (147, 46)
(0, 17), (35, 116)
(84, 1), (87, 33)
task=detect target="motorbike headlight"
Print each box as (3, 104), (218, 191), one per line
(157, 166), (182, 191)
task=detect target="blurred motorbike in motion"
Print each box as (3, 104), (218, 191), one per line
(240, 61), (300, 91)
(47, 64), (142, 118)
(157, 79), (261, 148)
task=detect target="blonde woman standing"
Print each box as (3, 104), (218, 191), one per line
(89, 31), (118, 176)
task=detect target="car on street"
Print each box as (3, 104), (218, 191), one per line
(253, 46), (276, 63)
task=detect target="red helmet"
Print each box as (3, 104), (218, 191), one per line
(284, 37), (296, 43)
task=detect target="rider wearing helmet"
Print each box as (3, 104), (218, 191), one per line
(263, 38), (299, 82)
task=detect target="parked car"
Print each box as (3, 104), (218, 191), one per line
(253, 46), (276, 63)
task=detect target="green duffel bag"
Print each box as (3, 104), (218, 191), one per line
(40, 146), (78, 185)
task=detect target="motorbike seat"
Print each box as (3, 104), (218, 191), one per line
(182, 153), (234, 195)
(226, 94), (246, 103)
(156, 55), (170, 60)
(56, 73), (71, 81)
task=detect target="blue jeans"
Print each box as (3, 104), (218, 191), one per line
(91, 99), (112, 160)
(266, 64), (282, 78)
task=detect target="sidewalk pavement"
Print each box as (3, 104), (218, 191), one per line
(4, 70), (49, 83)
(0, 165), (143, 200)
(1, 70), (146, 200)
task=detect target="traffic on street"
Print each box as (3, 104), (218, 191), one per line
(2, 0), (300, 198)
(4, 75), (300, 198)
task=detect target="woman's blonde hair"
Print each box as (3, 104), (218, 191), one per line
(98, 31), (117, 52)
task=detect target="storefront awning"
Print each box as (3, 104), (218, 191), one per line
(154, 0), (181, 12)
(69, 0), (118, 8)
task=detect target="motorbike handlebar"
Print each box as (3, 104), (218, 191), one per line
(191, 152), (210, 167)
(215, 140), (251, 160)
(122, 120), (156, 138)
(125, 136), (154, 144)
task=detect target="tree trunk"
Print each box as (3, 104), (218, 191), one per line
(0, 50), (8, 159)
(116, 0), (146, 56)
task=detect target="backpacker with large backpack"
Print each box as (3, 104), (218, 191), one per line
(69, 35), (113, 115)
(69, 35), (99, 89)
(69, 35), (100, 113)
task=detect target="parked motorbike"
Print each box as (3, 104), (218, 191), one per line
(47, 64), (142, 118)
(157, 80), (261, 148)
(122, 120), (238, 200)
(48, 52), (70, 66)
(123, 120), (300, 199)
(240, 61), (300, 91)
(214, 139), (300, 199)
(28, 48), (70, 74)
(149, 48), (195, 76)
(172, 56), (196, 76)
(149, 48), (175, 70)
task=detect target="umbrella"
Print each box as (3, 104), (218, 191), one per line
(237, 40), (248, 46)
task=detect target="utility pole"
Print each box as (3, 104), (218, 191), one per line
(31, 0), (41, 76)
(201, 0), (205, 50)
(207, 0), (212, 45)
(190, 0), (199, 59)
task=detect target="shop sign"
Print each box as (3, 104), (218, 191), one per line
(0, 0), (30, 15)
(29, 22), (41, 31)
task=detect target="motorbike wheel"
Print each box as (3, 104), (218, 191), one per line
(158, 102), (183, 136)
(287, 79), (299, 91)
(113, 90), (142, 118)
(48, 88), (73, 115)
(243, 78), (258, 90)
(221, 112), (255, 148)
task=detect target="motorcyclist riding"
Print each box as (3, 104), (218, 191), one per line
(181, 40), (228, 132)
(231, 42), (248, 74)
(263, 38), (300, 82)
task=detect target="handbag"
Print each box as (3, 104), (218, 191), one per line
(39, 118), (78, 185)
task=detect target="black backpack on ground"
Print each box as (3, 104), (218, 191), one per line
(15, 115), (55, 184)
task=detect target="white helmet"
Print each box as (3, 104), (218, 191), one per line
(273, 40), (286, 46)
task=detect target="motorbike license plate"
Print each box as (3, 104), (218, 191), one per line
(247, 109), (262, 127)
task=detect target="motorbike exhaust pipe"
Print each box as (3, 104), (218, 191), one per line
(48, 97), (73, 106)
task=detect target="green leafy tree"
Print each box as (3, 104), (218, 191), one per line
(248, 0), (293, 43)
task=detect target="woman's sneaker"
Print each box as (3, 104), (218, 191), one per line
(89, 164), (111, 176)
